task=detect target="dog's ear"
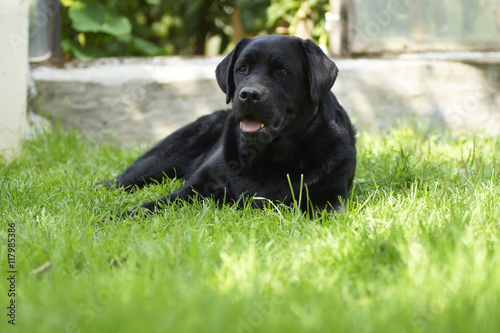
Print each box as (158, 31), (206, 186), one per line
(302, 39), (339, 106)
(216, 38), (250, 104)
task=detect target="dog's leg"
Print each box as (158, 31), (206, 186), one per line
(121, 182), (211, 219)
(99, 111), (229, 191)
(141, 185), (196, 211)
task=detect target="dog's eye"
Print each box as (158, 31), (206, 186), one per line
(238, 65), (248, 73)
(278, 68), (289, 75)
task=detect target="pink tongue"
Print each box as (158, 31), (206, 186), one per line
(241, 118), (263, 133)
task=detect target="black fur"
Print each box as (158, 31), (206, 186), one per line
(100, 35), (357, 215)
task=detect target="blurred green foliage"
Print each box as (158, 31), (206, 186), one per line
(266, 0), (330, 45)
(60, 0), (330, 59)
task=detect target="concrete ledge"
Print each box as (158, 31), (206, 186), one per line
(32, 54), (500, 146)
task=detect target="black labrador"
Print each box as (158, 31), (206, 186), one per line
(101, 35), (356, 216)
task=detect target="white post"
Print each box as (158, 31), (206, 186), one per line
(328, 0), (341, 55)
(0, 1), (30, 159)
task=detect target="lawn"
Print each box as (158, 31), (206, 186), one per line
(1, 122), (499, 333)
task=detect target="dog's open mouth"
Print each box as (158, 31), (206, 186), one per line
(240, 115), (284, 133)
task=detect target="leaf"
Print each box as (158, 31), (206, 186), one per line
(266, 1), (300, 27)
(239, 0), (269, 33)
(69, 0), (131, 36)
(60, 0), (76, 7)
(145, 0), (161, 5)
(131, 36), (164, 56)
(61, 39), (106, 59)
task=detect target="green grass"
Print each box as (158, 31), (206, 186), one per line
(1, 122), (500, 333)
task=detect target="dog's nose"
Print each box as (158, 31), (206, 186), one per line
(239, 87), (262, 104)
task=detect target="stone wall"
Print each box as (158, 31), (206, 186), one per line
(32, 54), (500, 146)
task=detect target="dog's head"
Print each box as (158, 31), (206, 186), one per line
(216, 35), (338, 147)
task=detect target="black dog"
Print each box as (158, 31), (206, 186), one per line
(101, 35), (356, 215)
